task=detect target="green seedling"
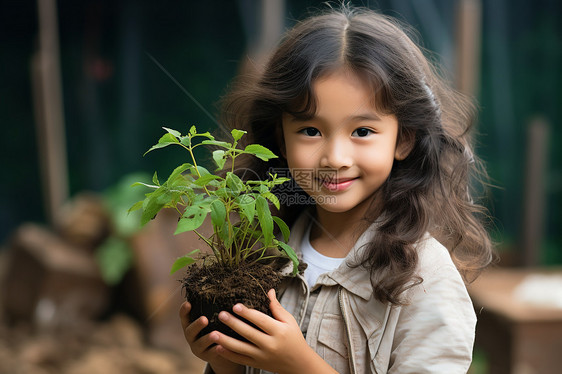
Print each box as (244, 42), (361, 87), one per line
(130, 126), (299, 276)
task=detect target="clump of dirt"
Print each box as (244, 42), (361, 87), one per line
(182, 262), (282, 340)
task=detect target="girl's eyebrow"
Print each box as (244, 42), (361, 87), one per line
(287, 112), (382, 123)
(320, 112), (383, 123)
(347, 113), (381, 122)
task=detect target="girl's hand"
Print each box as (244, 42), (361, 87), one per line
(179, 301), (244, 374)
(209, 289), (338, 374)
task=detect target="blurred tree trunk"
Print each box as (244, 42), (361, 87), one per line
(32, 0), (69, 224)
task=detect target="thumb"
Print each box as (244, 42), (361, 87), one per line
(179, 301), (192, 329)
(268, 289), (290, 321)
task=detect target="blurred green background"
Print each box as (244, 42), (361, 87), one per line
(1, 0), (561, 266)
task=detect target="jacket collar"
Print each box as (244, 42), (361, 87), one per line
(280, 209), (378, 301)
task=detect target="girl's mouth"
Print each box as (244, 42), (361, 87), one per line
(320, 177), (358, 192)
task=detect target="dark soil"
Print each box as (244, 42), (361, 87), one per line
(182, 261), (282, 341)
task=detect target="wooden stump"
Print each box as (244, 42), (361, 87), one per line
(2, 223), (110, 329)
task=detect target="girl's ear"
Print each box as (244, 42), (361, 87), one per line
(394, 130), (415, 161)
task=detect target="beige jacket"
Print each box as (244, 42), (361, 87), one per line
(208, 211), (476, 374)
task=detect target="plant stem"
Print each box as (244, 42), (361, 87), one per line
(225, 209), (235, 266)
(244, 229), (265, 262)
(257, 255), (279, 261)
(180, 137), (211, 196)
(238, 218), (252, 263)
(193, 230), (220, 260)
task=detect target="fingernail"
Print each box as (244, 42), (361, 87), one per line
(218, 311), (230, 321)
(232, 304), (243, 313)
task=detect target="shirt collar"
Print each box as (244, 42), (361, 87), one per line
(281, 209), (379, 301)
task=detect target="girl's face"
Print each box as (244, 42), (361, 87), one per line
(281, 69), (410, 217)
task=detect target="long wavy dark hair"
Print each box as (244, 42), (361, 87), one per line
(219, 6), (494, 305)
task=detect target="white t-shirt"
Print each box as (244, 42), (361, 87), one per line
(301, 223), (346, 287)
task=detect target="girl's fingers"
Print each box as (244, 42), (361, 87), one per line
(228, 303), (277, 336)
(214, 343), (255, 367)
(267, 289), (292, 322)
(184, 314), (209, 343)
(218, 309), (269, 343)
(179, 301), (191, 329)
(192, 331), (218, 354)
(180, 301), (210, 345)
(184, 319), (223, 358)
(209, 330), (261, 364)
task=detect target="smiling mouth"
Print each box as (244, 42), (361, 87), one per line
(319, 177), (358, 191)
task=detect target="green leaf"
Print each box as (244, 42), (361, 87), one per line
(152, 171), (160, 186)
(189, 125), (197, 135)
(201, 139), (232, 149)
(180, 136), (191, 147)
(277, 241), (299, 276)
(144, 133), (180, 155)
(244, 144), (278, 161)
(256, 195), (273, 246)
(277, 178), (292, 185)
(216, 219), (230, 244)
(214, 188), (231, 199)
(104, 172), (150, 236)
(231, 129), (246, 141)
(236, 194), (256, 223)
(170, 249), (200, 274)
(166, 163), (192, 184)
(212, 150), (226, 170)
(262, 192), (280, 210)
(273, 216), (290, 243)
(196, 131), (214, 140)
(96, 237), (133, 285)
(190, 165), (211, 178)
(175, 204), (210, 234)
(130, 182), (159, 190)
(141, 188), (169, 226)
(128, 200), (144, 214)
(193, 174), (220, 187)
(254, 184), (268, 193)
(210, 199), (227, 227)
(206, 179), (221, 188)
(163, 127), (182, 138)
(270, 176), (291, 186)
(226, 172), (244, 194)
(159, 132), (179, 144)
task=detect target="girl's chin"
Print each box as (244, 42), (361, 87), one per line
(313, 200), (354, 214)
(312, 194), (377, 216)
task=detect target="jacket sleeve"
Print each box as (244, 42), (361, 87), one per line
(387, 248), (476, 373)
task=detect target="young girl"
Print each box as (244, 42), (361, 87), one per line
(180, 6), (494, 374)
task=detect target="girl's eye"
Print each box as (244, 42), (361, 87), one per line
(300, 127), (321, 137)
(352, 128), (373, 137)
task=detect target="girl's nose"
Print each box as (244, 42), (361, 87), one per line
(319, 136), (353, 169)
